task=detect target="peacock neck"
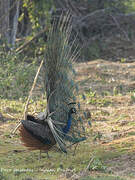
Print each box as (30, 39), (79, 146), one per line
(62, 112), (72, 134)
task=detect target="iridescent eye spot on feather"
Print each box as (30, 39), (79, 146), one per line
(70, 107), (76, 114)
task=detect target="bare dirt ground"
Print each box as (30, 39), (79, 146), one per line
(75, 59), (135, 179)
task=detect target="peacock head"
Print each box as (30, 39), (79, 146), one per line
(69, 107), (76, 114)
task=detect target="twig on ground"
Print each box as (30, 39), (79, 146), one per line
(16, 29), (48, 53)
(83, 156), (94, 174)
(6, 113), (16, 119)
(70, 155), (94, 179)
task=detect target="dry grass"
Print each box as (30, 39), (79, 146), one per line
(1, 59), (135, 179)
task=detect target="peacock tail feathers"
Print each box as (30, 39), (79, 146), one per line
(43, 12), (86, 153)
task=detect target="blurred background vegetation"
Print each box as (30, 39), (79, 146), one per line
(0, 0), (135, 99)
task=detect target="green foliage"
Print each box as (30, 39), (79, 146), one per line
(93, 132), (102, 141)
(0, 171), (7, 180)
(124, 0), (135, 13)
(120, 58), (126, 63)
(130, 90), (135, 103)
(89, 158), (107, 171)
(23, 0), (54, 33)
(85, 89), (111, 107)
(113, 87), (119, 96)
(81, 175), (125, 180)
(0, 44), (37, 99)
(112, 86), (123, 96)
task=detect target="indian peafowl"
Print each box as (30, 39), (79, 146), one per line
(19, 107), (76, 152)
(19, 12), (86, 154)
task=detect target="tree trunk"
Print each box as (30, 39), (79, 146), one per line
(0, 0), (10, 42)
(10, 0), (20, 47)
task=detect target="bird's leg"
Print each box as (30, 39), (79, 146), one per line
(39, 150), (42, 160)
(39, 151), (50, 159)
(65, 153), (68, 161)
(73, 144), (78, 156)
(46, 152), (50, 158)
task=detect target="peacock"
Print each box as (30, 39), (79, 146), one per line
(19, 12), (86, 154)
